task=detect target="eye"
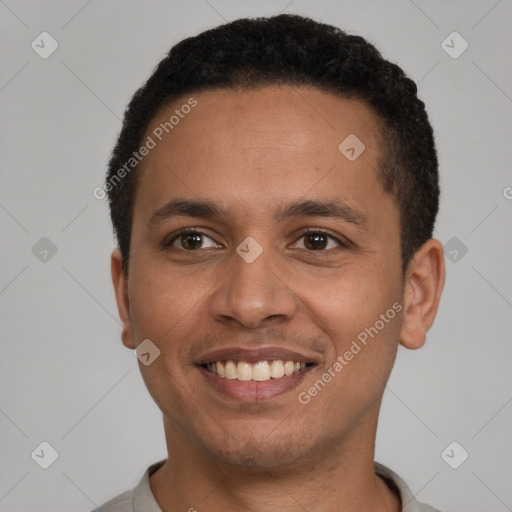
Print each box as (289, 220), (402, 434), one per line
(163, 228), (348, 252)
(293, 230), (346, 251)
(165, 229), (220, 251)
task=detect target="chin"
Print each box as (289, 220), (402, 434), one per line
(197, 428), (314, 470)
(213, 444), (299, 469)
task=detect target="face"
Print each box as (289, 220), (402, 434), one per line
(115, 85), (409, 469)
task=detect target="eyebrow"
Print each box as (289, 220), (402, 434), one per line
(149, 198), (369, 231)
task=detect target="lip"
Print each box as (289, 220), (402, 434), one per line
(195, 346), (320, 402)
(197, 364), (315, 402)
(195, 346), (320, 365)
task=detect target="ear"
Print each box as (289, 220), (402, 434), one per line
(111, 248), (136, 349)
(399, 238), (445, 350)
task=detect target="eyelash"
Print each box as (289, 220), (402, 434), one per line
(163, 228), (348, 252)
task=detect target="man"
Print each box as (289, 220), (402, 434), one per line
(94, 13), (445, 512)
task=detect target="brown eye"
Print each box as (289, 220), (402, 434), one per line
(295, 231), (344, 251)
(179, 233), (204, 250)
(165, 229), (219, 251)
(303, 233), (329, 250)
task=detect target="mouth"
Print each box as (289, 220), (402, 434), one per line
(202, 359), (311, 381)
(195, 348), (319, 402)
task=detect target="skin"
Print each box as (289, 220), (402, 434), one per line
(111, 85), (445, 512)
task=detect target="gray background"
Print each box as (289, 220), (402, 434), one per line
(1, 0), (511, 511)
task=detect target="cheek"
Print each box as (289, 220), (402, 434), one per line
(128, 258), (210, 350)
(299, 280), (402, 428)
(295, 264), (400, 345)
(295, 264), (403, 408)
(127, 264), (211, 416)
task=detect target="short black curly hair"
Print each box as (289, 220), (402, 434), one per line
(105, 13), (439, 277)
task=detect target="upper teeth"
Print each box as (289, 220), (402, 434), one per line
(206, 360), (306, 381)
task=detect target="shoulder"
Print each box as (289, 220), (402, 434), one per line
(90, 459), (166, 512)
(90, 488), (133, 512)
(374, 461), (443, 512)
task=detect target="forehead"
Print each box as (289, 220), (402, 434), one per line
(146, 85), (382, 164)
(133, 85), (394, 230)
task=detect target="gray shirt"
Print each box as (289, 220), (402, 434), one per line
(92, 459), (441, 512)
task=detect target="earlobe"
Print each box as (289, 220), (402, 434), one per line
(111, 249), (136, 349)
(399, 239), (445, 350)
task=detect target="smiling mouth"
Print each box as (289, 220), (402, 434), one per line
(201, 359), (314, 382)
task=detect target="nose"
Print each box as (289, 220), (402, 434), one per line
(208, 239), (299, 329)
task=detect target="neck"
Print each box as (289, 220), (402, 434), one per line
(149, 407), (401, 512)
